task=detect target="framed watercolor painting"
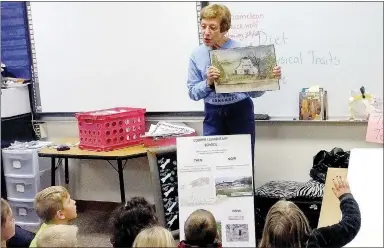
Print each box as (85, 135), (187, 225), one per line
(210, 44), (280, 93)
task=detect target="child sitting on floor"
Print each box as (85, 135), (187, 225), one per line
(36, 224), (78, 247)
(2, 198), (35, 247)
(133, 226), (176, 247)
(29, 186), (77, 247)
(179, 209), (221, 248)
(109, 197), (158, 248)
(259, 176), (361, 248)
(1, 198), (15, 247)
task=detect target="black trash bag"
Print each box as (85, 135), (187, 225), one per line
(310, 147), (350, 183)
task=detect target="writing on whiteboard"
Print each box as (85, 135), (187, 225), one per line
(232, 13), (265, 20)
(225, 14), (342, 86)
(366, 112), (383, 144)
(228, 30), (288, 46)
(278, 51), (340, 66)
(227, 29), (342, 68)
(227, 12), (265, 42)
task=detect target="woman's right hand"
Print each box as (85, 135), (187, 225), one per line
(207, 66), (220, 86)
(332, 176), (351, 199)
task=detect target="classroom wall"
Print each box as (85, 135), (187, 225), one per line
(43, 120), (381, 203)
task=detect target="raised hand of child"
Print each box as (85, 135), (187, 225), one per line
(332, 176), (351, 199)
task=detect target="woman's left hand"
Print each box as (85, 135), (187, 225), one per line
(273, 66), (282, 79)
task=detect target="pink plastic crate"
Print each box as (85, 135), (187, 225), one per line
(75, 107), (146, 151)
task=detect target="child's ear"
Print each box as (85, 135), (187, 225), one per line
(56, 210), (66, 220)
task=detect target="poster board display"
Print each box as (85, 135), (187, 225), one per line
(176, 135), (256, 247)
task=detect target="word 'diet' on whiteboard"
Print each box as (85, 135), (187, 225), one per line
(366, 112), (383, 144)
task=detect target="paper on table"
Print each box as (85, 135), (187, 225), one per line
(144, 122), (195, 137)
(5, 141), (53, 150)
(366, 112), (383, 144)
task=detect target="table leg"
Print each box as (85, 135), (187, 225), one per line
(51, 157), (56, 186)
(117, 159), (126, 203)
(64, 158), (69, 185)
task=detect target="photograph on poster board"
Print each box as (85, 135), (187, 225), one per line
(226, 224), (249, 242)
(180, 176), (211, 189)
(179, 175), (215, 207)
(215, 176), (253, 197)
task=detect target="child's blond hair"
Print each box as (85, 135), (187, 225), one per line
(133, 226), (176, 247)
(259, 200), (311, 248)
(34, 186), (69, 222)
(36, 224), (78, 247)
(184, 209), (217, 247)
(1, 198), (11, 226)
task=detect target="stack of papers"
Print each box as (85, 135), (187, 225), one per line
(144, 122), (195, 138)
(5, 141), (53, 150)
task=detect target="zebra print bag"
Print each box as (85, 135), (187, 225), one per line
(255, 180), (324, 200)
(295, 180), (324, 199)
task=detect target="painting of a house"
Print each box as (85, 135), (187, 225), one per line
(234, 57), (259, 76)
(209, 44), (279, 93)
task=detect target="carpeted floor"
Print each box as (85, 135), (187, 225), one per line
(72, 210), (111, 247)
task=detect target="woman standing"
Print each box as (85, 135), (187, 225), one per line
(187, 4), (282, 161)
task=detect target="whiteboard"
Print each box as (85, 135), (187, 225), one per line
(345, 148), (383, 247)
(213, 2), (383, 118)
(31, 2), (203, 113)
